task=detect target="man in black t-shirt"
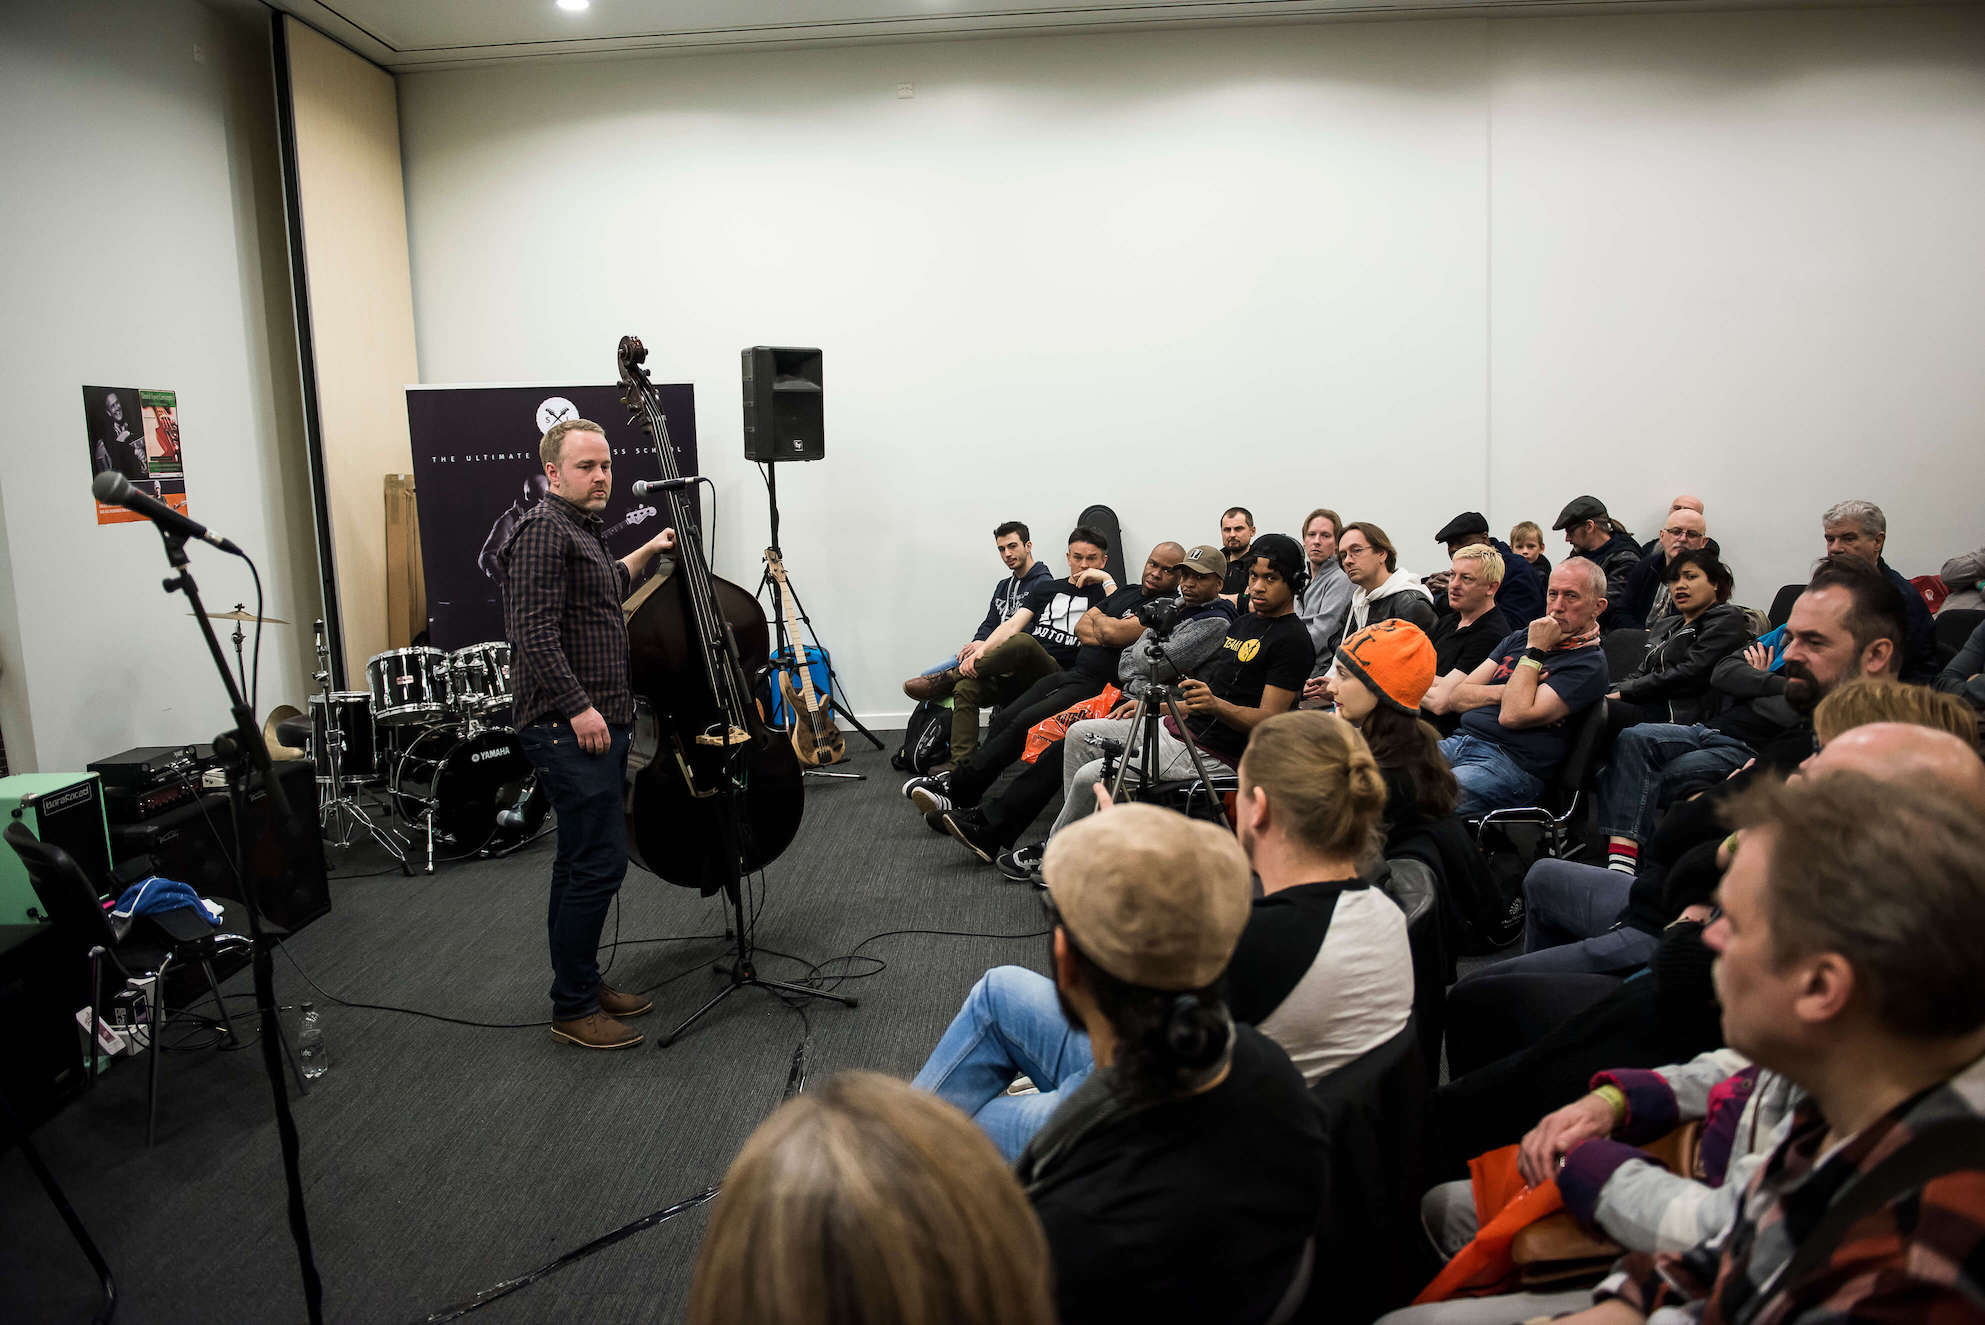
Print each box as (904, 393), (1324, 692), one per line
(1218, 505), (1257, 600)
(906, 542), (1185, 816)
(916, 527), (1114, 762)
(1423, 543), (1512, 737)
(1046, 534), (1313, 839)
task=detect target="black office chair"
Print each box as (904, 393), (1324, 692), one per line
(1602, 628), (1649, 681)
(1766, 583), (1804, 628)
(1468, 699), (1611, 863)
(1378, 855), (1447, 1085)
(4, 821), (299, 1146)
(1934, 608), (1983, 671)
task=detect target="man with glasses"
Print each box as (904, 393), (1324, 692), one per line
(1623, 506), (1713, 629)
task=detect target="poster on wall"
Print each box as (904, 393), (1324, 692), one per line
(405, 383), (698, 650)
(84, 385), (188, 525)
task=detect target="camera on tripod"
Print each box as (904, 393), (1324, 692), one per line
(1132, 596), (1181, 639)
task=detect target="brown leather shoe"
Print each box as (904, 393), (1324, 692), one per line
(550, 1011), (643, 1050)
(903, 668), (960, 703)
(598, 984), (653, 1018)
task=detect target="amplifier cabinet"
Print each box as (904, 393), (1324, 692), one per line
(1, 773), (114, 924)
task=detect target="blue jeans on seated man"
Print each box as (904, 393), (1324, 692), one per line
(520, 717), (633, 1021)
(918, 654), (961, 678)
(1595, 722), (1756, 846)
(1455, 858), (1660, 985)
(1437, 731), (1546, 818)
(911, 965), (1094, 1162)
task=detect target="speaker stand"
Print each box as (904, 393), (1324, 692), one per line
(755, 463), (884, 753)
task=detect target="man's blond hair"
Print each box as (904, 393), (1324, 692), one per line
(1450, 543), (1504, 588)
(540, 418), (605, 469)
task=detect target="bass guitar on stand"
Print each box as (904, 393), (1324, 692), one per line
(763, 549), (846, 767)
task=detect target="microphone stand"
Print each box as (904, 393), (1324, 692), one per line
(149, 526), (325, 1324)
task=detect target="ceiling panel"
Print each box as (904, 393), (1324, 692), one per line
(266, 0), (1893, 70)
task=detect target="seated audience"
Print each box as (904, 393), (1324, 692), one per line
(941, 536), (1312, 871)
(1421, 544), (1513, 737)
(1509, 520), (1552, 578)
(1434, 716), (1985, 1179)
(1939, 542), (1985, 613)
(1218, 505), (1256, 599)
(1338, 521), (1438, 635)
(920, 807), (1327, 1323)
(1381, 1050), (1800, 1325)
(902, 542), (1183, 816)
(1620, 504), (1710, 628)
(1427, 510), (1543, 627)
(925, 547), (1236, 867)
(1297, 506), (1354, 663)
(1936, 612), (1985, 710)
(687, 1071), (1054, 1325)
(916, 719), (1408, 1143)
(902, 520), (1051, 693)
(1559, 772), (1985, 1324)
(1324, 620), (1458, 844)
(914, 526), (1113, 762)
(1822, 498), (1937, 681)
(1554, 495), (1643, 631)
(1595, 556), (1904, 875)
(1421, 560), (1611, 817)
(1605, 548), (1751, 729)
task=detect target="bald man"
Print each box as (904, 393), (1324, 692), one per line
(1801, 722), (1985, 806)
(1625, 506), (1713, 626)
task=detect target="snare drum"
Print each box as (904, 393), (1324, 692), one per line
(309, 692), (380, 786)
(445, 641), (514, 718)
(367, 647), (448, 726)
(391, 725), (536, 853)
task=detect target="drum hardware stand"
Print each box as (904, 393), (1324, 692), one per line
(1098, 634), (1232, 830)
(140, 525), (326, 1323)
(311, 620), (412, 874)
(753, 462), (883, 758)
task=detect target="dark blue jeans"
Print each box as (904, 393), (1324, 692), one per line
(521, 717), (632, 1020)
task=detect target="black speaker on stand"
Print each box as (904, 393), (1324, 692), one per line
(742, 348), (882, 757)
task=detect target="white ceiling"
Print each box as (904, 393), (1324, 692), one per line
(264, 0), (1900, 71)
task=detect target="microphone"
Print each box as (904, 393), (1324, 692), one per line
(630, 476), (702, 499)
(92, 471), (242, 555)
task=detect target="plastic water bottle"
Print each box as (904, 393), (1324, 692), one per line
(297, 1003), (329, 1080)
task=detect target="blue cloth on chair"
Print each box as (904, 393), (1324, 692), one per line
(111, 876), (222, 928)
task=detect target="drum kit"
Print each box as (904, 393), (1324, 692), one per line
(307, 621), (548, 873)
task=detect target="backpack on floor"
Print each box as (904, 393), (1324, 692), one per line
(891, 698), (952, 774)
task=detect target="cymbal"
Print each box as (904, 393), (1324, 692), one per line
(194, 609), (290, 624)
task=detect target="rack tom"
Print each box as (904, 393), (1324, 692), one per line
(367, 646), (448, 726)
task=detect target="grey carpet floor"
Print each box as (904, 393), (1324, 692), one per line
(3, 735), (1061, 1323)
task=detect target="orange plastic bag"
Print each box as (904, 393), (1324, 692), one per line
(1410, 1145), (1566, 1304)
(1021, 685), (1121, 765)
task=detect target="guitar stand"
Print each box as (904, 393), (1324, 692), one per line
(754, 463), (884, 754)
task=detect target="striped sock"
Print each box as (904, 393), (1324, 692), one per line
(1606, 840), (1639, 875)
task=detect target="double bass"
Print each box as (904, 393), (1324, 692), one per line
(616, 336), (804, 891)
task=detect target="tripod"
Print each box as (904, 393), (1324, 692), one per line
(1100, 637), (1233, 829)
(309, 619), (411, 874)
(753, 463), (882, 773)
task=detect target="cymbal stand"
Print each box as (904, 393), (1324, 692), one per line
(226, 603), (250, 696)
(311, 619), (411, 874)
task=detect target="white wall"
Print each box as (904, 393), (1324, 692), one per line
(398, 8), (1985, 725)
(0, 0), (320, 772)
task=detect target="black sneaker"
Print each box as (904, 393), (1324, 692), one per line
(901, 772), (951, 815)
(923, 809), (951, 835)
(939, 808), (1001, 865)
(996, 841), (1047, 886)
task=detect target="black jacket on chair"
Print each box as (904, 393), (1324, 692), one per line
(1611, 601), (1752, 726)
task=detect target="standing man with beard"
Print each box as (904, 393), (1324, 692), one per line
(504, 418), (677, 1050)
(1590, 556), (1906, 877)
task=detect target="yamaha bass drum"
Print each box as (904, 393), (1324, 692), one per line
(391, 726), (541, 854)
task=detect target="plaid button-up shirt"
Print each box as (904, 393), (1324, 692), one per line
(501, 494), (646, 727)
(1595, 1049), (1985, 1323)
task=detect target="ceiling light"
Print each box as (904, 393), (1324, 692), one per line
(556, 0), (590, 12)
